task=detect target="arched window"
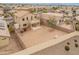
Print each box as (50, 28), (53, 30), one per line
(23, 24), (27, 26)
(65, 46), (70, 51)
(35, 16), (37, 18)
(22, 18), (25, 21)
(75, 44), (78, 48)
(26, 17), (28, 20)
(74, 40), (77, 42)
(67, 42), (70, 45)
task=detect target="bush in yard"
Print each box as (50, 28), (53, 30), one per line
(8, 25), (14, 32)
(47, 19), (57, 27)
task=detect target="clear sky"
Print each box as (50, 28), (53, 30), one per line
(0, 0), (79, 3)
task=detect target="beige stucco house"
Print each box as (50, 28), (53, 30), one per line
(40, 13), (64, 25)
(14, 7), (32, 13)
(14, 10), (40, 32)
(31, 6), (50, 12)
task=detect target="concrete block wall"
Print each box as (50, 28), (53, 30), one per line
(33, 35), (79, 55)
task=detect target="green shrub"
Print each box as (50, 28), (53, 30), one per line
(8, 25), (14, 32)
(52, 7), (58, 10)
(48, 20), (57, 27)
(31, 10), (36, 13)
(42, 10), (47, 13)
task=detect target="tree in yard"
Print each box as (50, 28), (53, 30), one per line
(52, 7), (59, 10)
(48, 18), (57, 27)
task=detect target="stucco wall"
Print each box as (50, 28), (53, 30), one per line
(0, 37), (9, 48)
(33, 35), (79, 55)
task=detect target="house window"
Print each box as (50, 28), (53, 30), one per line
(7, 25), (9, 28)
(23, 24), (27, 26)
(35, 16), (37, 18)
(26, 17), (28, 20)
(31, 16), (33, 20)
(74, 40), (77, 42)
(65, 46), (70, 51)
(75, 44), (78, 48)
(32, 23), (37, 27)
(22, 18), (25, 21)
(67, 42), (70, 45)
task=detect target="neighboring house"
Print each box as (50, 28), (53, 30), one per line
(0, 7), (4, 16)
(31, 6), (50, 13)
(76, 9), (79, 15)
(0, 16), (4, 20)
(4, 16), (14, 25)
(40, 13), (64, 25)
(14, 11), (40, 32)
(0, 19), (10, 48)
(14, 7), (32, 12)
